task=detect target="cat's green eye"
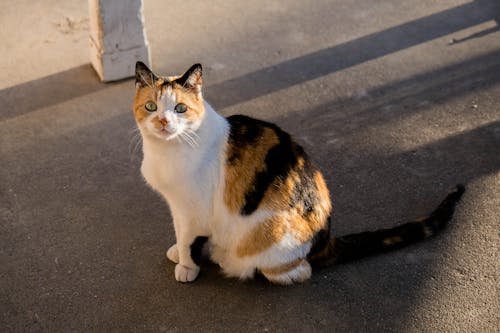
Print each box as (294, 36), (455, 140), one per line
(174, 103), (187, 113)
(145, 101), (157, 112)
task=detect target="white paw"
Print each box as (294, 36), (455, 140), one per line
(166, 244), (179, 263)
(175, 264), (200, 283)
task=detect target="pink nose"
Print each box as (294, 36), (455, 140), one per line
(159, 118), (168, 126)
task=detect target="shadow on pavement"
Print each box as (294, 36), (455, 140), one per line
(2, 1), (499, 331)
(207, 0), (499, 109)
(0, 64), (106, 121)
(2, 0), (497, 122)
(273, 48), (500, 137)
(2, 43), (499, 332)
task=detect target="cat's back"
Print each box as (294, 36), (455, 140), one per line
(223, 114), (331, 219)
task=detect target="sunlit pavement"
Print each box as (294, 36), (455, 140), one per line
(1, 1), (499, 331)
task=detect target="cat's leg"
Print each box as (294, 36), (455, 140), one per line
(167, 237), (209, 265)
(166, 215), (181, 263)
(260, 258), (312, 285)
(174, 231), (201, 282)
(170, 219), (206, 283)
(166, 244), (179, 263)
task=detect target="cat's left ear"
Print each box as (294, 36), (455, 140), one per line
(135, 61), (158, 88)
(176, 63), (203, 95)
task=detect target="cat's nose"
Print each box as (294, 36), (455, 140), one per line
(159, 118), (168, 126)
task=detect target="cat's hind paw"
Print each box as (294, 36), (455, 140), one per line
(166, 244), (179, 263)
(175, 264), (200, 282)
(261, 259), (311, 285)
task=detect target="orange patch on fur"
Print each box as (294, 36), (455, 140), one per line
(263, 170), (331, 240)
(260, 258), (303, 276)
(261, 259), (311, 284)
(236, 215), (287, 257)
(311, 171), (332, 228)
(172, 86), (205, 123)
(224, 127), (279, 214)
(262, 165), (330, 214)
(382, 235), (403, 246)
(260, 159), (304, 211)
(236, 212), (320, 258)
(314, 172), (331, 210)
(234, 160), (332, 258)
(133, 86), (158, 123)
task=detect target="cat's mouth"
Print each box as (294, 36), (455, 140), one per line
(154, 126), (178, 140)
(147, 120), (185, 142)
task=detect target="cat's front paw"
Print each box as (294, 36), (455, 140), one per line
(166, 244), (179, 263)
(175, 264), (200, 282)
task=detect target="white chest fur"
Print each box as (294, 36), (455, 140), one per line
(140, 103), (228, 223)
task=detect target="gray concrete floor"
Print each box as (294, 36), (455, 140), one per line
(1, 0), (499, 332)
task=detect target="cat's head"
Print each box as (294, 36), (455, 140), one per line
(133, 62), (205, 142)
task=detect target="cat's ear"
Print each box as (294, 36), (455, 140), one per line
(175, 63), (203, 95)
(135, 61), (158, 88)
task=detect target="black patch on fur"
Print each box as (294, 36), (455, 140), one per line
(226, 115), (264, 164)
(289, 161), (319, 217)
(241, 126), (301, 215)
(227, 115), (311, 216)
(333, 222), (428, 263)
(161, 80), (172, 89)
(190, 236), (208, 265)
(174, 63), (202, 88)
(330, 185), (466, 264)
(135, 61), (158, 87)
(308, 217), (332, 257)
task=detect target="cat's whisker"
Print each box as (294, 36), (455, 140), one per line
(128, 129), (139, 151)
(182, 135), (195, 149)
(186, 129), (201, 142)
(182, 131), (199, 148)
(186, 128), (200, 141)
(128, 130), (143, 160)
(133, 134), (143, 156)
(180, 132), (197, 148)
(183, 131), (198, 145)
(184, 132), (199, 148)
(178, 132), (190, 147)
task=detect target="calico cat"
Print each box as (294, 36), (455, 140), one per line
(132, 61), (465, 284)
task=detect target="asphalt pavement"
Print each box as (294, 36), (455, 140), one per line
(1, 0), (499, 332)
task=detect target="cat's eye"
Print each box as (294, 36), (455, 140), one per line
(174, 103), (187, 113)
(145, 101), (157, 112)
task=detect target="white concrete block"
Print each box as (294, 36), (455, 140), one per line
(88, 0), (151, 82)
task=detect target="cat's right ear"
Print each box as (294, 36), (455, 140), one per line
(135, 61), (158, 88)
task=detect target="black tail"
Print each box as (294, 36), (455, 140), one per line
(309, 185), (465, 267)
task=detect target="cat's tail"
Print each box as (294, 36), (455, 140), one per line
(309, 184), (465, 267)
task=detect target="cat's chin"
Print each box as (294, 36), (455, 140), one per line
(146, 128), (178, 142)
(156, 130), (178, 141)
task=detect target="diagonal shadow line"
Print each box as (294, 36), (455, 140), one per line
(0, 64), (107, 122)
(1, 3), (499, 332)
(1, 35), (498, 333)
(391, 120), (500, 179)
(327, 120), (500, 332)
(2, 1), (497, 124)
(206, 0), (499, 109)
(451, 24), (500, 44)
(273, 48), (500, 135)
(2, 62), (497, 333)
(346, 120), (500, 333)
